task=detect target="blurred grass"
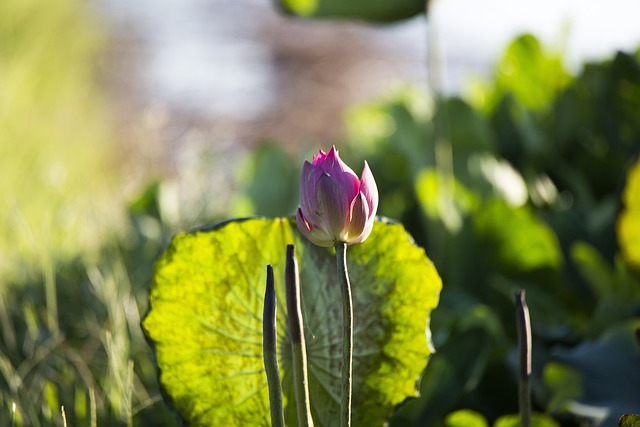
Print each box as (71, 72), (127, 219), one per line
(0, 0), (123, 284)
(0, 0), (181, 425)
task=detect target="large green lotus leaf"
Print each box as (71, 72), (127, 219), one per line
(143, 218), (441, 426)
(618, 159), (640, 270)
(276, 0), (425, 23)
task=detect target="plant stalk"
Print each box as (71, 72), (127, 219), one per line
(285, 245), (314, 427)
(263, 265), (285, 427)
(44, 258), (59, 333)
(335, 242), (353, 427)
(515, 290), (532, 427)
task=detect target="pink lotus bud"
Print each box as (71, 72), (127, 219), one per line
(296, 146), (378, 247)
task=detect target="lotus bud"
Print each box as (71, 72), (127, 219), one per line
(296, 146), (378, 247)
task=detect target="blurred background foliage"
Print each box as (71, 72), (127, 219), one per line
(236, 35), (640, 426)
(276, 0), (426, 22)
(0, 0), (639, 426)
(0, 0), (123, 284)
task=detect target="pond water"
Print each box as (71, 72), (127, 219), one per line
(97, 0), (431, 148)
(97, 0), (640, 131)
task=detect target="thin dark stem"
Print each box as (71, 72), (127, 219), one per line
(263, 265), (285, 427)
(335, 242), (352, 427)
(515, 290), (532, 427)
(285, 245), (314, 427)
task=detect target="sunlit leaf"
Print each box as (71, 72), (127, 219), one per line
(618, 159), (640, 270)
(494, 413), (560, 427)
(474, 199), (563, 273)
(143, 218), (441, 426)
(542, 362), (583, 413)
(415, 168), (480, 232)
(445, 409), (488, 427)
(471, 34), (571, 114)
(619, 414), (640, 427)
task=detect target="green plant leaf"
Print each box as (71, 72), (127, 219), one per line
(276, 0), (425, 22)
(542, 362), (583, 413)
(571, 242), (613, 299)
(415, 168), (480, 232)
(474, 199), (563, 274)
(551, 321), (640, 426)
(390, 302), (503, 426)
(618, 159), (640, 271)
(494, 413), (560, 427)
(445, 409), (488, 427)
(143, 218), (441, 426)
(619, 414), (640, 427)
(234, 143), (299, 217)
(471, 34), (571, 114)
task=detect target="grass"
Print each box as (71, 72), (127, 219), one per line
(0, 0), (186, 425)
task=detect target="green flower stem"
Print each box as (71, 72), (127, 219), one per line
(515, 290), (532, 427)
(335, 242), (353, 427)
(263, 265), (285, 427)
(285, 245), (314, 427)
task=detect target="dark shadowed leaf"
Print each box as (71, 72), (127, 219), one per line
(551, 321), (640, 427)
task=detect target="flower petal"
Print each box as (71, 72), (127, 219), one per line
(312, 148), (328, 164)
(315, 173), (350, 240)
(347, 215), (374, 245)
(359, 161), (379, 217)
(315, 146), (359, 197)
(343, 191), (369, 243)
(296, 207), (312, 232)
(299, 160), (324, 219)
(296, 208), (334, 247)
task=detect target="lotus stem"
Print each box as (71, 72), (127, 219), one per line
(335, 242), (353, 427)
